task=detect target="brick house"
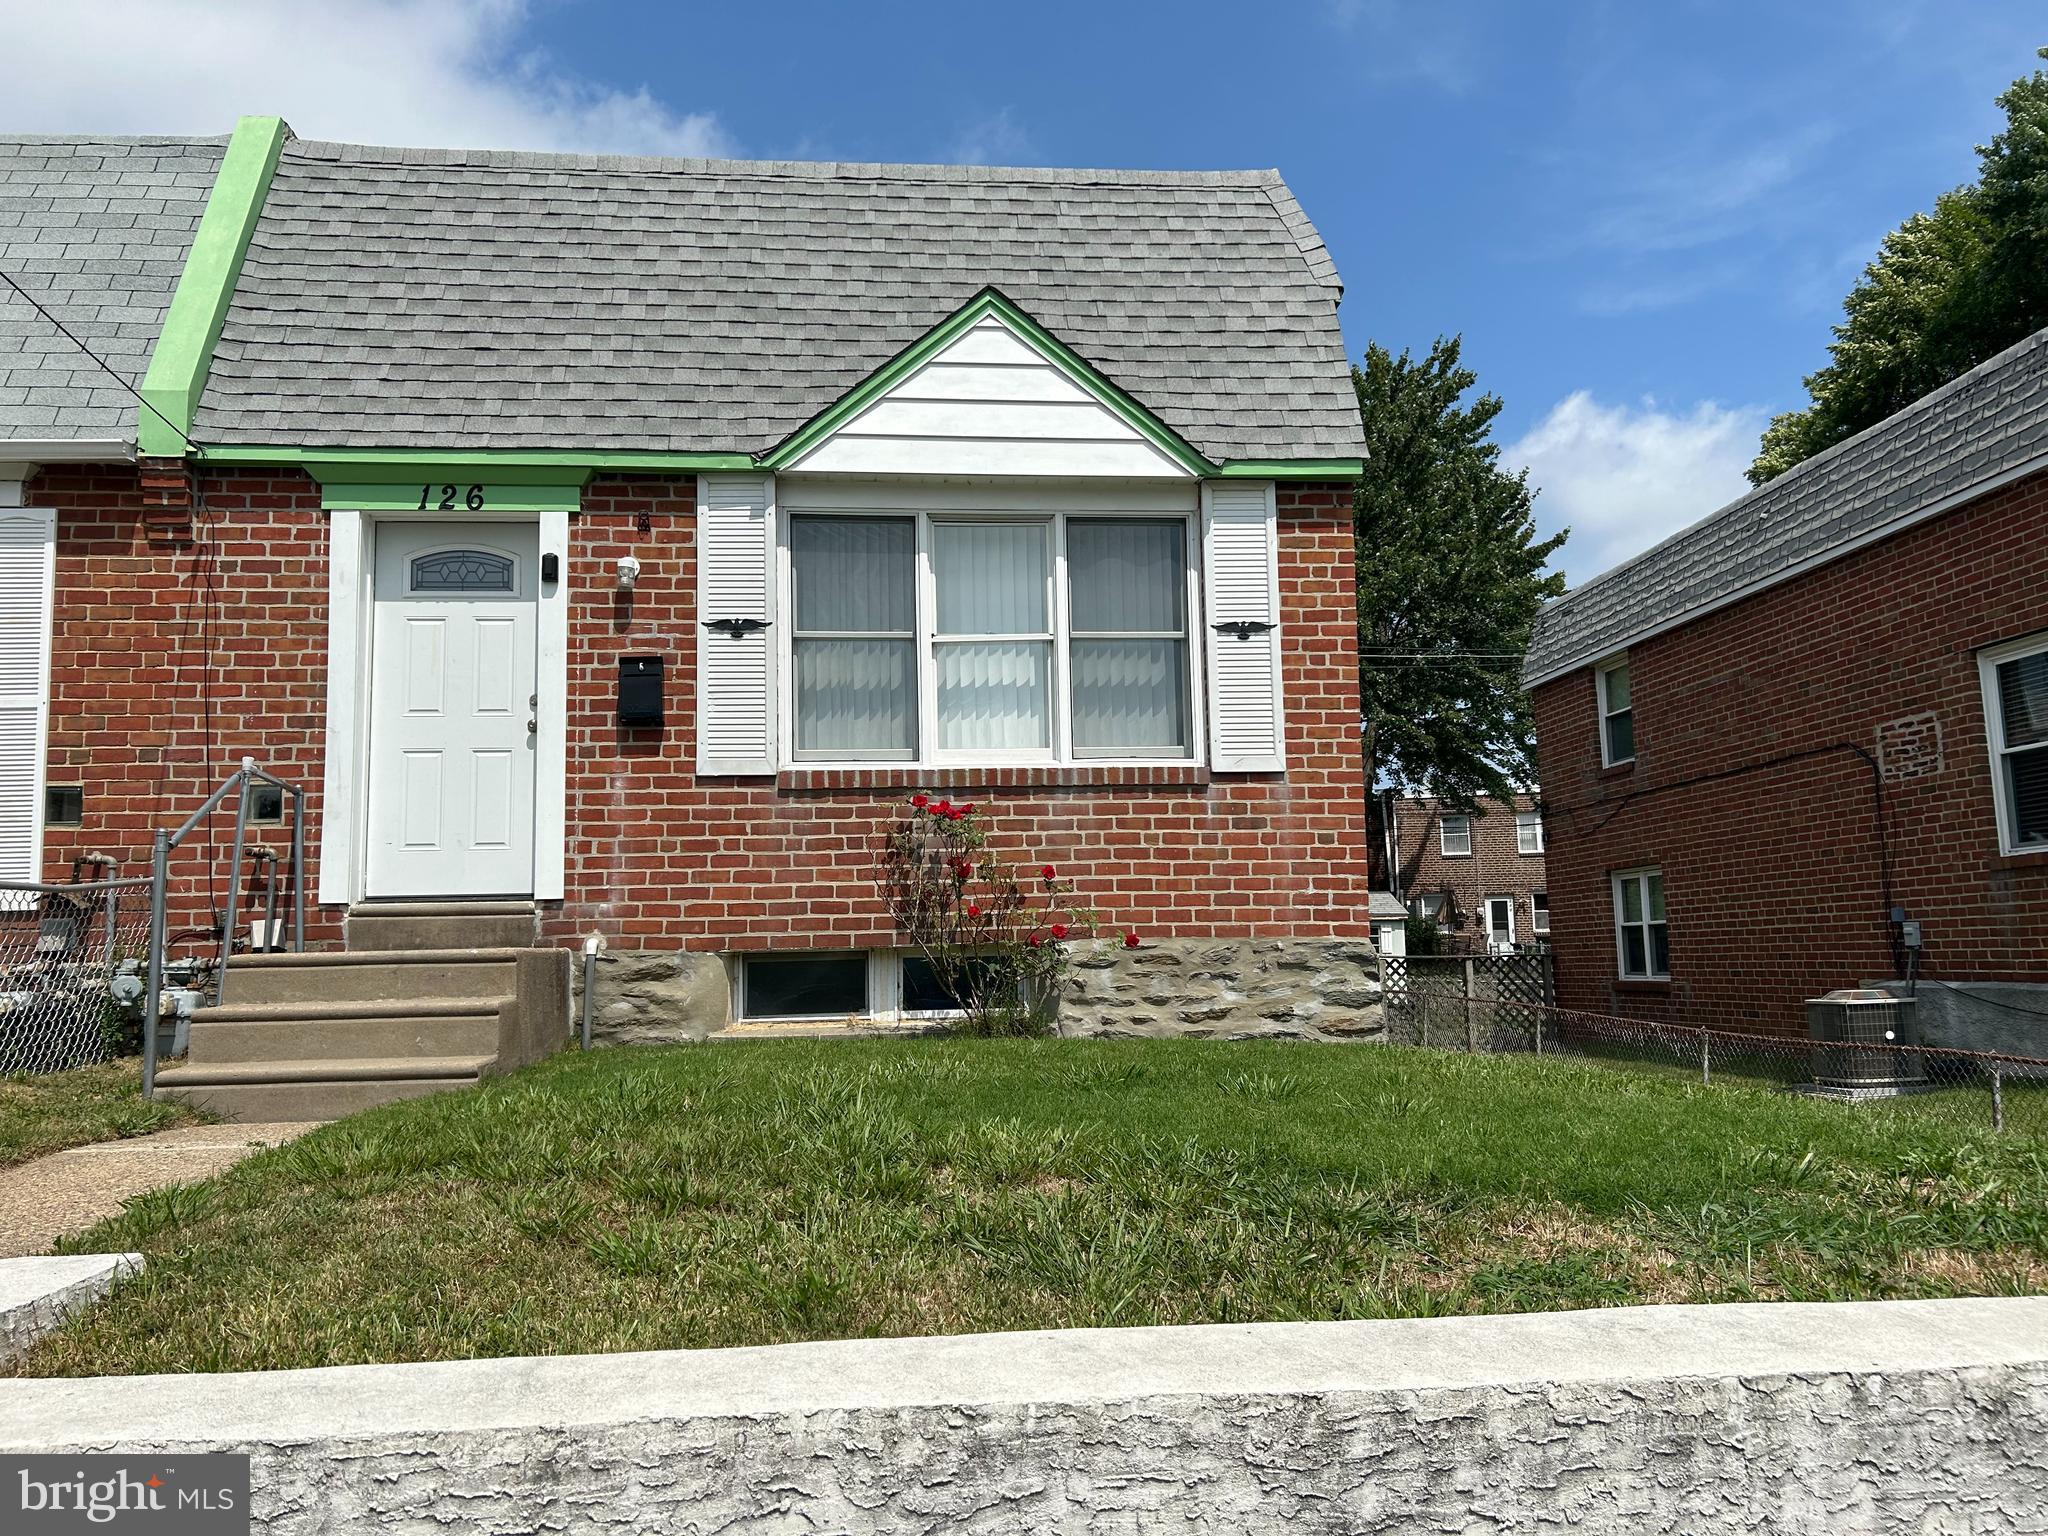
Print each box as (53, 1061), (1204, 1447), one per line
(1391, 792), (1549, 952)
(1525, 329), (2048, 1048)
(0, 118), (1377, 1107)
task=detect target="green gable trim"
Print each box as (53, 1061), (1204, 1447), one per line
(1216, 459), (1364, 479)
(760, 287), (1217, 477)
(137, 116), (288, 457)
(193, 445), (757, 473)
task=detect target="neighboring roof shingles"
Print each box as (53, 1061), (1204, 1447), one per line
(0, 136), (226, 443)
(1525, 327), (2048, 686)
(192, 141), (1365, 461)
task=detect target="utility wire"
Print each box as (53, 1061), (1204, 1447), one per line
(0, 266), (200, 452)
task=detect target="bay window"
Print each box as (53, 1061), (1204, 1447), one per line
(787, 511), (1196, 762)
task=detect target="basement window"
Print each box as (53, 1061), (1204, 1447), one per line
(245, 783), (285, 825)
(740, 953), (869, 1019)
(44, 786), (83, 827)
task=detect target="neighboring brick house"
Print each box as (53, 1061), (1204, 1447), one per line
(1392, 793), (1549, 952)
(1525, 329), (2048, 1048)
(0, 117), (1377, 1095)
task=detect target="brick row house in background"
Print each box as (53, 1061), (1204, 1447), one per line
(0, 117), (1378, 1112)
(1526, 329), (2048, 1049)
(1388, 792), (1548, 953)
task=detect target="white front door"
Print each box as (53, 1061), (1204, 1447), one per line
(1485, 896), (1515, 951)
(365, 522), (538, 897)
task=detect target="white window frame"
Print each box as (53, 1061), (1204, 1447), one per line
(1516, 810), (1544, 855)
(1597, 655), (1634, 767)
(777, 502), (1204, 768)
(1439, 814), (1472, 857)
(1413, 893), (1446, 919)
(1531, 889), (1550, 934)
(1979, 631), (2048, 857)
(1611, 867), (1669, 981)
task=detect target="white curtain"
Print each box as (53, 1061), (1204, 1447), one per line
(934, 523), (1049, 750)
(791, 517), (915, 756)
(1068, 520), (1187, 752)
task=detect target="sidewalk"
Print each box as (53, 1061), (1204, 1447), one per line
(0, 1122), (315, 1258)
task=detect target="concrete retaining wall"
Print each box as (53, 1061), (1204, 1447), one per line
(4, 1298), (2045, 1531)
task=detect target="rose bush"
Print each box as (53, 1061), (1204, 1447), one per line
(879, 796), (1127, 1036)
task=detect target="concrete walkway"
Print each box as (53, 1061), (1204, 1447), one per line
(0, 1122), (315, 1258)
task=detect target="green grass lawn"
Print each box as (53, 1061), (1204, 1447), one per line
(14, 1038), (2048, 1377)
(0, 1059), (205, 1170)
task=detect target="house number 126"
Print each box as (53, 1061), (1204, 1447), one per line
(417, 483), (486, 511)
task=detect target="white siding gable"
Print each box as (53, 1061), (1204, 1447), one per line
(787, 315), (1194, 478)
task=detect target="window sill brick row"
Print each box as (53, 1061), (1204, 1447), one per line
(778, 764), (1213, 793)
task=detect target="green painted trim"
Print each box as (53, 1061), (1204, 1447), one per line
(137, 116), (288, 457)
(1215, 459), (1365, 479)
(193, 445), (757, 473)
(320, 481), (584, 514)
(760, 287), (1218, 477)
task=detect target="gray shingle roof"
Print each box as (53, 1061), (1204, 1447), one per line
(0, 136), (226, 444)
(191, 140), (1365, 462)
(1524, 326), (2048, 686)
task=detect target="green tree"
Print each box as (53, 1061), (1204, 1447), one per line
(1751, 53), (2048, 484)
(1354, 336), (1566, 810)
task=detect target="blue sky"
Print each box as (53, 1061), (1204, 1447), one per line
(15, 1), (2045, 582)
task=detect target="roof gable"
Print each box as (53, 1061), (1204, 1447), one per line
(776, 289), (1202, 478)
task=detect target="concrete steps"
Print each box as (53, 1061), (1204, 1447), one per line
(155, 904), (570, 1123)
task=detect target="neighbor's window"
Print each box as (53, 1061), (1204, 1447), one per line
(1981, 633), (2048, 855)
(1413, 893), (1446, 919)
(741, 953), (869, 1019)
(787, 512), (1195, 763)
(1516, 810), (1544, 854)
(1439, 814), (1472, 856)
(1532, 890), (1550, 933)
(1597, 657), (1635, 766)
(1612, 868), (1669, 980)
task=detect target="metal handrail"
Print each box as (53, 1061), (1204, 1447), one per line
(143, 757), (307, 1096)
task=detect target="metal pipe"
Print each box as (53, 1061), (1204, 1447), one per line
(289, 785), (306, 952)
(1993, 1066), (2006, 1133)
(218, 761), (252, 1007)
(580, 932), (607, 1049)
(142, 828), (168, 1098)
(258, 852), (278, 953)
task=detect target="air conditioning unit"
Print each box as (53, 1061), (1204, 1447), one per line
(1805, 988), (1926, 1096)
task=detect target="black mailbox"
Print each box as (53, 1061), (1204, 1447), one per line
(618, 655), (664, 727)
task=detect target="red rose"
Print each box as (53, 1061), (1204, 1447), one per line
(1027, 932), (1043, 947)
(1051, 922), (1069, 940)
(959, 802), (976, 815)
(1041, 865), (1056, 882)
(911, 793), (928, 808)
(966, 902), (981, 918)
(935, 799), (953, 815)
(1123, 930), (1140, 949)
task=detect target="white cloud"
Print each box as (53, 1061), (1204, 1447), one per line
(946, 108), (1034, 167)
(3, 0), (731, 157)
(1506, 392), (1770, 587)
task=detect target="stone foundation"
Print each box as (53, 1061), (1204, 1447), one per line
(1062, 937), (1382, 1039)
(575, 938), (1382, 1044)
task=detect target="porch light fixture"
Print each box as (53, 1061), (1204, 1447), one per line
(615, 553), (641, 591)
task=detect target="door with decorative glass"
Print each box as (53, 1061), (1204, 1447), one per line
(364, 522), (539, 896)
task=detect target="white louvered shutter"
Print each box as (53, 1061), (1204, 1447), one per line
(1202, 480), (1286, 772)
(0, 508), (56, 888)
(695, 473), (778, 775)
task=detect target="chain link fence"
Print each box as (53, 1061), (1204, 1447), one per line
(0, 878), (156, 1075)
(1382, 960), (2047, 1139)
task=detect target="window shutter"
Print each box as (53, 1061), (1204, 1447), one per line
(695, 473), (778, 775)
(1201, 480), (1285, 772)
(0, 508), (55, 887)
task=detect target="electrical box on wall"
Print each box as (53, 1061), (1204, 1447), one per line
(619, 655), (664, 727)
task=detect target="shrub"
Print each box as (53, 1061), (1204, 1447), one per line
(879, 796), (1130, 1036)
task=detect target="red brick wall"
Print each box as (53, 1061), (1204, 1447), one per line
(37, 469), (1371, 957)
(1393, 793), (1547, 948)
(1530, 467), (2048, 1035)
